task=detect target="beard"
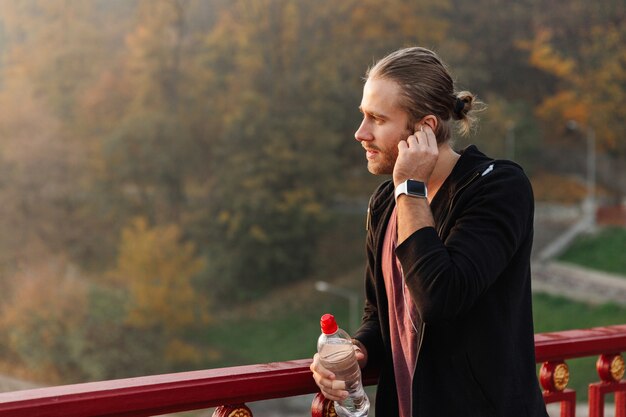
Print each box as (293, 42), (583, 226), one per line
(367, 147), (398, 175)
(366, 128), (412, 175)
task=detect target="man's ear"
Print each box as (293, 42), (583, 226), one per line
(413, 115), (438, 133)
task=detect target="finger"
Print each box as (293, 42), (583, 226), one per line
(406, 134), (418, 147)
(423, 125), (438, 149)
(312, 354), (335, 375)
(353, 342), (368, 367)
(331, 379), (346, 390)
(312, 370), (335, 393)
(312, 365), (335, 382)
(311, 366), (326, 385)
(315, 374), (346, 398)
(321, 380), (349, 402)
(321, 388), (349, 402)
(310, 355), (319, 375)
(414, 129), (429, 146)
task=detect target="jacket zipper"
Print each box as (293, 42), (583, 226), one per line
(366, 192), (375, 231)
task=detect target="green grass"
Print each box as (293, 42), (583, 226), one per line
(533, 293), (626, 332)
(200, 281), (626, 368)
(198, 210), (367, 368)
(194, 285), (626, 402)
(193, 216), (626, 404)
(558, 227), (626, 275)
(198, 276), (361, 368)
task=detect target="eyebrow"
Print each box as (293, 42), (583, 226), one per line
(358, 106), (388, 120)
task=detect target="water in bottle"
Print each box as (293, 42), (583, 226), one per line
(317, 313), (369, 417)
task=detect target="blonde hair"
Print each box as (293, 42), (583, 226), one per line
(366, 47), (485, 142)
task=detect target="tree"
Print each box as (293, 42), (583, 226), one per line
(0, 253), (202, 382)
(191, 0), (453, 302)
(109, 217), (208, 364)
(0, 260), (89, 383)
(0, 0), (119, 267)
(0, 76), (85, 267)
(0, 0), (103, 120)
(518, 5), (626, 199)
(92, 0), (198, 226)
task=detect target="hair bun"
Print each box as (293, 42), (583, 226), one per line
(453, 91), (484, 136)
(454, 97), (466, 118)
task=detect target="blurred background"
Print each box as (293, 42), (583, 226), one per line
(0, 0), (625, 413)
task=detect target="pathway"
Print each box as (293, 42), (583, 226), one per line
(533, 260), (626, 306)
(532, 202), (626, 305)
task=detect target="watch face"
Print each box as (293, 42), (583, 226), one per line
(407, 180), (426, 197)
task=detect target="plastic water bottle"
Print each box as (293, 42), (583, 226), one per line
(317, 313), (370, 417)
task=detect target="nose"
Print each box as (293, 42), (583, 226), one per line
(354, 119), (373, 143)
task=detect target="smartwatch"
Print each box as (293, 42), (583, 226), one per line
(394, 179), (428, 201)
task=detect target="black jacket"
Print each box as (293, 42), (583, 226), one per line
(354, 145), (548, 417)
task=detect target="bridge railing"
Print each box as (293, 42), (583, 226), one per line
(0, 324), (624, 417)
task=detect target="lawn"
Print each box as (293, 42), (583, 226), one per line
(558, 227), (626, 275)
(199, 283), (626, 402)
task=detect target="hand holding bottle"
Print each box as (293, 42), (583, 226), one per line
(311, 344), (367, 401)
(311, 314), (370, 417)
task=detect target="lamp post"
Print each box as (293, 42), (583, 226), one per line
(566, 120), (596, 229)
(586, 126), (596, 229)
(315, 281), (360, 333)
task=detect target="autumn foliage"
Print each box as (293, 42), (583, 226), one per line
(0, 0), (624, 383)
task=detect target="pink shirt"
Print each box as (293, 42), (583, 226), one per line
(382, 206), (420, 417)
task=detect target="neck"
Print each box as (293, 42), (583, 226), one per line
(427, 143), (460, 202)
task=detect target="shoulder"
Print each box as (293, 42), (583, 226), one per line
(456, 145), (531, 192)
(465, 160), (534, 226)
(478, 160), (533, 197)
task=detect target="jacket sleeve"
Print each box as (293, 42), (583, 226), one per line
(395, 165), (534, 324)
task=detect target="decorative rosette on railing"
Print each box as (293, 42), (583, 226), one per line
(212, 404), (253, 417)
(589, 353), (625, 417)
(539, 360), (576, 417)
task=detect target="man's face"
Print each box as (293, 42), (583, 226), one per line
(355, 77), (412, 175)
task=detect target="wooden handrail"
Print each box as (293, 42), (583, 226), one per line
(0, 324), (624, 417)
(0, 359), (318, 417)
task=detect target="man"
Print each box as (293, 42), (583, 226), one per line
(311, 47), (548, 417)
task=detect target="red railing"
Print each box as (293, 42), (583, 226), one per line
(535, 325), (626, 417)
(0, 324), (623, 417)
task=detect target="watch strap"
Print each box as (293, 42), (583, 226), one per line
(394, 179), (427, 201)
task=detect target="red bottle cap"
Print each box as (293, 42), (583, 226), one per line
(320, 314), (338, 334)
